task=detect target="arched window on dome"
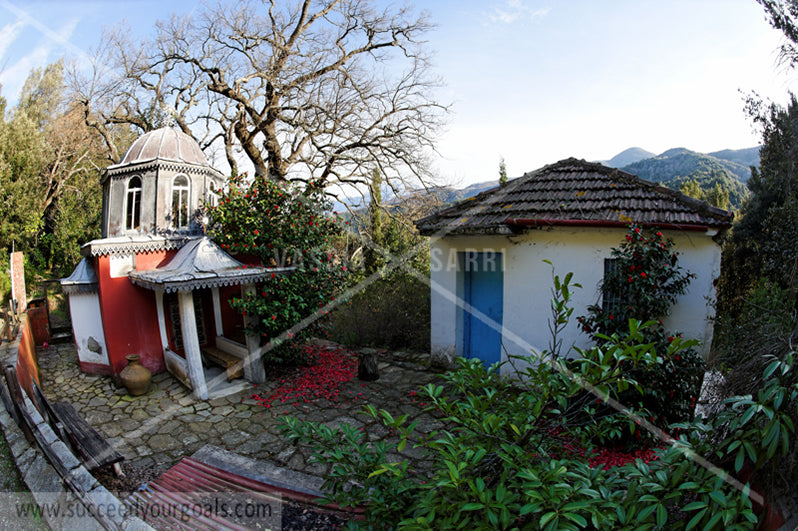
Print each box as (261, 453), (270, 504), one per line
(125, 176), (142, 231)
(172, 175), (190, 229)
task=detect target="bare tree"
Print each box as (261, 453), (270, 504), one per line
(70, 0), (447, 193)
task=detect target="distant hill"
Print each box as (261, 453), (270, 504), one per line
(620, 147), (756, 209)
(601, 147), (655, 168)
(441, 180), (498, 203)
(709, 146), (761, 169)
(335, 146), (759, 216)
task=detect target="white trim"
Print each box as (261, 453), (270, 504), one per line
(212, 287), (223, 337)
(155, 290), (169, 351)
(179, 290), (208, 400)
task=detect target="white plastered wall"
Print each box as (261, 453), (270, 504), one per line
(428, 227), (722, 375)
(68, 292), (110, 367)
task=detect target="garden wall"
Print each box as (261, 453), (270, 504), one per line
(0, 313), (152, 530)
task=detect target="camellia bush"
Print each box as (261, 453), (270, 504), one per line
(578, 225), (704, 439)
(280, 271), (769, 529)
(208, 173), (347, 362)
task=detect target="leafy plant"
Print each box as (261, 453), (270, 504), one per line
(281, 268), (764, 529)
(326, 274), (430, 351)
(578, 225), (704, 436)
(208, 173), (347, 362)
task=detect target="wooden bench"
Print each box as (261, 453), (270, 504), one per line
(202, 346), (244, 381)
(50, 401), (124, 475)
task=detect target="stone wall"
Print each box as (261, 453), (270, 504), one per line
(0, 314), (152, 530)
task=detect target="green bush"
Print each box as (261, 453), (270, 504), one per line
(326, 274), (429, 351)
(709, 280), (798, 512)
(0, 253), (10, 306)
(208, 174), (347, 363)
(280, 270), (766, 529)
(579, 225), (704, 437)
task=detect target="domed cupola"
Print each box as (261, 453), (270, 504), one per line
(100, 127), (224, 238)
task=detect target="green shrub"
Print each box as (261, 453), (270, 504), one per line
(579, 225), (704, 436)
(208, 174), (347, 363)
(326, 274), (429, 351)
(0, 253), (10, 305)
(708, 280), (798, 507)
(280, 270), (767, 529)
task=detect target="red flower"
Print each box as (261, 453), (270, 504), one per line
(640, 272), (647, 278)
(254, 229), (259, 235)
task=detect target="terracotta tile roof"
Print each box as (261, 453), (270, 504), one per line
(415, 158), (734, 235)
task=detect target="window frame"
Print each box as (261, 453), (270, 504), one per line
(171, 174), (191, 229)
(125, 176), (142, 231)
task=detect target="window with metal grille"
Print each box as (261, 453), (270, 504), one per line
(602, 258), (625, 317)
(169, 292), (207, 351)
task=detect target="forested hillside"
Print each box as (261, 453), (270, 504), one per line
(621, 147), (756, 209)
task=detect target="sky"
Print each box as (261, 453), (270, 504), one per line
(0, 0), (794, 187)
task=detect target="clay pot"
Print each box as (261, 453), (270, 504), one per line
(120, 354), (152, 396)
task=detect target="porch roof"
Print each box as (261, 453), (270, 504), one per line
(60, 258), (99, 295)
(128, 236), (293, 293)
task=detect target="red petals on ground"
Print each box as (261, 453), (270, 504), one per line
(548, 427), (661, 470)
(587, 446), (659, 470)
(250, 345), (358, 408)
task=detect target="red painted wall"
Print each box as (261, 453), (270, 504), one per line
(219, 285), (245, 341)
(96, 251), (175, 375)
(15, 315), (40, 399)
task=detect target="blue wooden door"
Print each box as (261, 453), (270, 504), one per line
(462, 252), (503, 368)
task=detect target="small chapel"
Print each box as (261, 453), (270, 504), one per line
(61, 127), (290, 399)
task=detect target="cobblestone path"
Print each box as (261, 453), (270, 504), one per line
(36, 342), (445, 483)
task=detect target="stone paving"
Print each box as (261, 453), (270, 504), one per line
(36, 342), (445, 483)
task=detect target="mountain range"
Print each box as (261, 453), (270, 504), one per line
(440, 146), (760, 210)
(333, 146), (760, 214)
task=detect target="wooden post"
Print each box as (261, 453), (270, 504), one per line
(178, 290), (208, 400)
(10, 251), (26, 314)
(358, 352), (380, 381)
(154, 290), (169, 351)
(241, 284), (266, 383)
(211, 287), (223, 338)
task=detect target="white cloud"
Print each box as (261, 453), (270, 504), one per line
(487, 1), (550, 24)
(0, 20), (25, 62)
(0, 16), (80, 103)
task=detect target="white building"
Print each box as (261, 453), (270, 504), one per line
(415, 158), (733, 373)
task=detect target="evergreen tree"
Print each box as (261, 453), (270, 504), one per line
(718, 95), (798, 315)
(0, 61), (106, 280)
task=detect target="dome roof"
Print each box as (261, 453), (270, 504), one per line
(114, 127), (209, 167)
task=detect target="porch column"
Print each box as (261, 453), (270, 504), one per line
(179, 290), (208, 399)
(154, 289), (169, 351)
(241, 283), (266, 383)
(211, 287), (223, 337)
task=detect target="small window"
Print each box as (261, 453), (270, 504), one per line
(172, 175), (190, 228)
(125, 176), (142, 231)
(168, 292), (207, 351)
(207, 189), (219, 208)
(602, 258), (625, 317)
